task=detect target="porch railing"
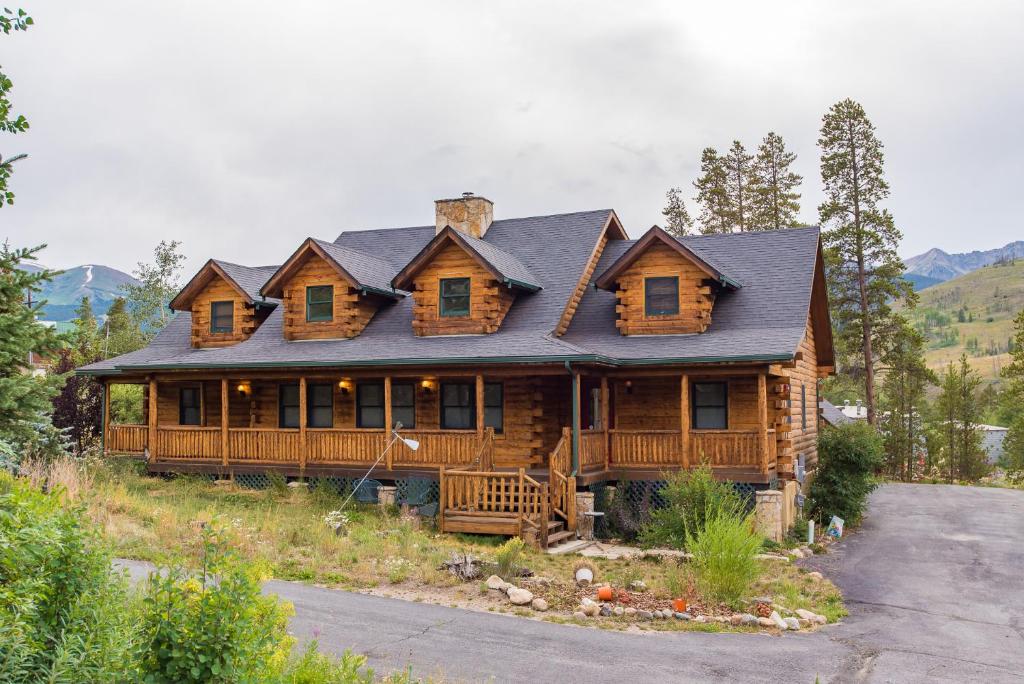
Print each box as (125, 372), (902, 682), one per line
(392, 430), (478, 468)
(579, 429), (607, 471)
(228, 428), (302, 462)
(691, 430), (761, 468)
(306, 429), (385, 464)
(548, 428), (576, 530)
(608, 428), (776, 473)
(156, 426), (221, 460)
(609, 429), (682, 467)
(439, 467), (549, 547)
(107, 424), (147, 454)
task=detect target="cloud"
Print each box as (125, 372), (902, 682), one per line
(2, 0), (1022, 276)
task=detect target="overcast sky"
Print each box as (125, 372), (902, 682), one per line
(3, 1), (1022, 275)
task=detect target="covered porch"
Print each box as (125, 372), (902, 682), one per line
(102, 365), (783, 484)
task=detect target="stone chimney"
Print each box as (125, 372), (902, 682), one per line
(435, 192), (493, 238)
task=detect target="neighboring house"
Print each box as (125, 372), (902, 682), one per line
(838, 400), (868, 421)
(979, 424), (1008, 465)
(79, 194), (834, 546)
(819, 399), (853, 427)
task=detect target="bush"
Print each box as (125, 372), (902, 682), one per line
(639, 466), (744, 550)
(686, 511), (762, 608)
(808, 422), (884, 527)
(0, 470), (140, 683)
(494, 537), (526, 582)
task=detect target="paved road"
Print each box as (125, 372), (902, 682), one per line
(117, 483), (1024, 682)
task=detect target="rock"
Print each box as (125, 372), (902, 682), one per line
(770, 611), (788, 630)
(798, 618), (810, 628)
(600, 604), (612, 617)
(694, 615), (707, 623)
(678, 612), (692, 621)
(214, 479), (232, 487)
(758, 617), (775, 628)
(730, 614), (744, 625)
(807, 571), (824, 582)
(623, 607), (637, 617)
(507, 587), (533, 605)
(628, 580), (647, 592)
(530, 598), (548, 612)
(613, 606), (624, 616)
(638, 610), (653, 620)
(784, 617), (801, 631)
(573, 611), (588, 620)
(652, 610), (663, 619)
(800, 545), (813, 555)
(580, 602), (601, 617)
(485, 575), (508, 591)
(534, 576), (552, 587)
(795, 608), (817, 621)
(814, 614), (828, 625)
(740, 613), (758, 626)
(790, 548), (805, 558)
(286, 481), (308, 489)
(580, 597), (598, 609)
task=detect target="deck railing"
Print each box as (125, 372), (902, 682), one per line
(392, 430), (478, 468)
(548, 428), (576, 530)
(439, 467), (548, 547)
(609, 429), (682, 467)
(306, 429), (385, 464)
(156, 426), (221, 460)
(691, 430), (761, 468)
(107, 424), (147, 454)
(608, 428), (776, 473)
(579, 429), (607, 471)
(228, 428), (301, 462)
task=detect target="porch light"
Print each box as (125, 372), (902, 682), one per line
(338, 378), (353, 394)
(624, 380), (633, 395)
(420, 378), (436, 393)
(236, 382), (251, 397)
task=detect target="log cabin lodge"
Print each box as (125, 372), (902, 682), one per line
(80, 194), (834, 547)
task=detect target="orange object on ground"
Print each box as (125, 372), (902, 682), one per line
(673, 598), (687, 613)
(597, 586), (614, 601)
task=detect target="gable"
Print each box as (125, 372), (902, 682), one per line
(280, 252), (383, 340)
(186, 272), (265, 348)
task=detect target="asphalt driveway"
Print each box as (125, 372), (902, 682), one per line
(117, 483), (1024, 682)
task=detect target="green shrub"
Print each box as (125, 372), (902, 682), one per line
(494, 537), (526, 582)
(808, 422), (884, 527)
(686, 510), (762, 608)
(639, 466), (744, 550)
(281, 641), (375, 684)
(0, 470), (140, 683)
(268, 471), (289, 497)
(137, 526), (293, 683)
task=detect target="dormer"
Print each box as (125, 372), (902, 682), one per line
(391, 215), (541, 336)
(170, 260), (279, 348)
(594, 226), (740, 335)
(261, 238), (404, 341)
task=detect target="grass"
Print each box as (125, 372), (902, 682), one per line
(83, 458), (844, 630)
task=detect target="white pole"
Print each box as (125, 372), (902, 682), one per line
(808, 519), (815, 545)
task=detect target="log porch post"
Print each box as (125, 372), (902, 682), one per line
(475, 374), (484, 440)
(220, 378), (229, 468)
(680, 375), (690, 469)
(757, 373), (769, 474)
(102, 380), (110, 456)
(384, 376), (393, 470)
(600, 376), (610, 470)
(299, 376), (307, 474)
(147, 378), (157, 460)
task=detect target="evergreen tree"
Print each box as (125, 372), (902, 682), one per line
(749, 132), (802, 231)
(723, 140), (755, 231)
(692, 147), (732, 234)
(818, 98), (915, 425)
(0, 9), (32, 207)
(0, 243), (64, 446)
(1002, 309), (1024, 480)
(71, 296), (101, 365)
(933, 354), (987, 482)
(661, 187), (694, 237)
(879, 319), (935, 480)
(102, 296), (146, 358)
(120, 240), (185, 337)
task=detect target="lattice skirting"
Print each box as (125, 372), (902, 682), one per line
(227, 473), (438, 507)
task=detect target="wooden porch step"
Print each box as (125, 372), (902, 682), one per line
(546, 529), (576, 547)
(443, 513), (520, 536)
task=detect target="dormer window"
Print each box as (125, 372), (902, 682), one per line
(210, 301), (234, 333)
(306, 285), (334, 322)
(645, 277), (679, 317)
(439, 278), (471, 317)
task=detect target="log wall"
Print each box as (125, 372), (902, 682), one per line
(281, 255), (379, 340)
(613, 242), (716, 335)
(188, 274), (258, 348)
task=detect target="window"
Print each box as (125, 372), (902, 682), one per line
(356, 382), (385, 428)
(279, 384), (300, 428)
(441, 382), (474, 429)
(644, 276), (679, 316)
(439, 277), (470, 317)
(801, 383), (807, 430)
(308, 384), (334, 428)
(306, 285), (334, 322)
(692, 382), (727, 429)
(210, 301), (234, 333)
(179, 387), (201, 425)
(484, 382), (503, 434)
(391, 382), (416, 429)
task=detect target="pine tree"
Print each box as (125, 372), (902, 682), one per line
(1002, 309), (1024, 480)
(661, 187), (694, 237)
(102, 296), (146, 358)
(723, 140), (755, 231)
(0, 243), (64, 446)
(818, 98), (916, 425)
(879, 319), (935, 480)
(71, 296), (101, 365)
(692, 147), (732, 234)
(749, 132), (802, 231)
(933, 354), (986, 482)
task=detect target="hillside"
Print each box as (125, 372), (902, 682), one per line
(904, 240), (1024, 286)
(22, 263), (138, 321)
(900, 259), (1024, 383)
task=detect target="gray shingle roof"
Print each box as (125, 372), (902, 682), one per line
(310, 239), (406, 297)
(449, 231), (542, 290)
(212, 261), (280, 303)
(78, 214), (823, 374)
(820, 399), (853, 426)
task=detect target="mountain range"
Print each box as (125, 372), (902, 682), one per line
(904, 240), (1024, 289)
(22, 263), (138, 321)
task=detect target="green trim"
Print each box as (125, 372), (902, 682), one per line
(439, 277), (471, 318)
(719, 275), (743, 289)
(210, 300), (234, 334)
(76, 351), (795, 376)
(569, 368), (580, 476)
(503, 277), (542, 292)
(361, 285), (404, 299)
